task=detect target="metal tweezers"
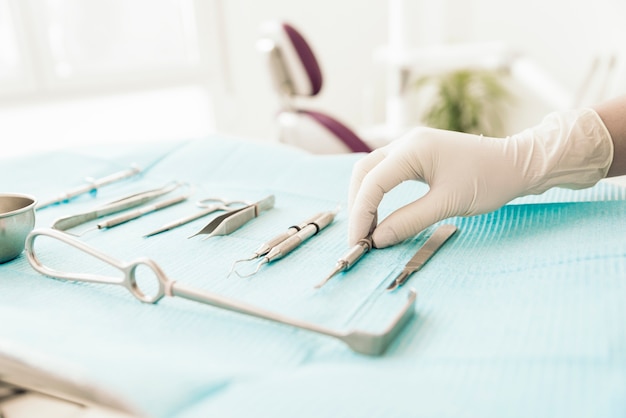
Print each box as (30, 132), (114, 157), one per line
(25, 228), (416, 356)
(188, 195), (275, 239)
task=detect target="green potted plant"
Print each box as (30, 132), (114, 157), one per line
(414, 69), (512, 136)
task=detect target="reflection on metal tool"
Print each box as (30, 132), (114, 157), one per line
(189, 195), (275, 240)
(315, 237), (373, 289)
(36, 165), (142, 210)
(233, 210), (337, 278)
(386, 224), (458, 292)
(143, 197), (248, 238)
(25, 228), (415, 356)
(51, 183), (180, 232)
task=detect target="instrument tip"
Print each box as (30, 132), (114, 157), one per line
(234, 258), (268, 278)
(314, 262), (345, 289)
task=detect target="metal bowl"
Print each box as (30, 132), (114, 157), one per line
(0, 193), (36, 263)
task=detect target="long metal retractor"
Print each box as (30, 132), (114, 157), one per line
(233, 210), (337, 278)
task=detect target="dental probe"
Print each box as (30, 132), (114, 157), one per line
(315, 237), (373, 289)
(247, 214), (323, 258)
(234, 210), (336, 278)
(230, 213), (325, 273)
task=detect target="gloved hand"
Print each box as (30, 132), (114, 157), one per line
(348, 108), (614, 248)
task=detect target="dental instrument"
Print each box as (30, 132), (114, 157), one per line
(36, 165), (142, 210)
(317, 216), (377, 289)
(143, 197), (248, 238)
(51, 183), (180, 232)
(233, 210), (336, 278)
(189, 195), (275, 239)
(315, 236), (373, 289)
(229, 212), (328, 273)
(79, 193), (190, 235)
(25, 228), (415, 355)
(386, 224), (457, 292)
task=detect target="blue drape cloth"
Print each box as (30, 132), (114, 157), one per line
(0, 136), (625, 418)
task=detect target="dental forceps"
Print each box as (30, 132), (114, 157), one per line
(25, 228), (416, 356)
(144, 197), (249, 238)
(52, 182), (181, 232)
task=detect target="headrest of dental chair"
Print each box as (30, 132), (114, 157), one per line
(258, 21), (323, 97)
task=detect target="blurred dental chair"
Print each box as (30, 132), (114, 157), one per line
(257, 21), (372, 154)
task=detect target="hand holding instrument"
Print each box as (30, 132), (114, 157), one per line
(386, 224), (457, 291)
(348, 108), (613, 248)
(25, 228), (416, 356)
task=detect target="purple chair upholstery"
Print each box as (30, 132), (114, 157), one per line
(265, 21), (373, 153)
(299, 110), (372, 153)
(282, 23), (323, 96)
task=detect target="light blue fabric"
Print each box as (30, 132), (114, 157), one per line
(0, 136), (625, 418)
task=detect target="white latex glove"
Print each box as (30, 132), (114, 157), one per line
(348, 108), (614, 248)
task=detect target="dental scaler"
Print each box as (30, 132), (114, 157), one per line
(315, 236), (373, 289)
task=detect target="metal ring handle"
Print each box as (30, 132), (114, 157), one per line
(25, 228), (167, 304)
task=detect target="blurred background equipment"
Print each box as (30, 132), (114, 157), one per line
(257, 21), (373, 154)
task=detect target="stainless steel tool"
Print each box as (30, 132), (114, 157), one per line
(316, 216), (377, 289)
(386, 224), (458, 291)
(143, 197), (249, 238)
(315, 237), (373, 289)
(25, 228), (416, 356)
(36, 165), (142, 210)
(233, 210), (337, 278)
(230, 212), (325, 267)
(51, 183), (180, 232)
(189, 195), (275, 239)
(83, 194), (190, 234)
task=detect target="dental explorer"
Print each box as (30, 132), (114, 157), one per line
(229, 212), (328, 273)
(234, 210), (337, 278)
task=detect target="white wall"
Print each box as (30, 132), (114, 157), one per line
(215, 0), (626, 141)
